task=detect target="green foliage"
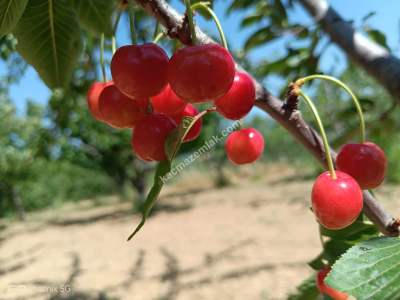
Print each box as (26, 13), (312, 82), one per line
(127, 115), (200, 240)
(14, 0), (82, 89)
(72, 0), (114, 36)
(309, 214), (379, 270)
(326, 237), (400, 299)
(18, 159), (114, 211)
(287, 275), (318, 300)
(0, 0), (28, 36)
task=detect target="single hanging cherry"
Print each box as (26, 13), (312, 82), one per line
(312, 170), (363, 230)
(172, 104), (202, 143)
(98, 84), (148, 128)
(336, 142), (387, 189)
(214, 71), (255, 120)
(131, 113), (177, 161)
(87, 81), (113, 121)
(151, 84), (186, 117)
(225, 128), (264, 164)
(168, 44), (235, 103)
(316, 267), (348, 300)
(111, 43), (169, 98)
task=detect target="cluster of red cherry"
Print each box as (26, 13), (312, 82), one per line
(87, 42), (264, 165)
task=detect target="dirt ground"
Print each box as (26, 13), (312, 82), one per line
(1, 164), (399, 300)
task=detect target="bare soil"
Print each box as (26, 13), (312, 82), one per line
(1, 164), (399, 300)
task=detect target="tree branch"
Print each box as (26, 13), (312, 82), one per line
(298, 0), (400, 102)
(134, 0), (399, 236)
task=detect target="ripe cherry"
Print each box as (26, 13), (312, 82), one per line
(151, 84), (186, 117)
(168, 44), (235, 103)
(225, 128), (264, 164)
(316, 267), (348, 300)
(86, 81), (113, 121)
(312, 170), (363, 230)
(111, 43), (169, 98)
(131, 114), (177, 161)
(173, 104), (202, 142)
(336, 142), (387, 189)
(98, 84), (148, 128)
(214, 71), (255, 120)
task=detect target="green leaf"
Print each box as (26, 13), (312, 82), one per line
(240, 14), (263, 28)
(13, 0), (82, 89)
(72, 0), (114, 36)
(366, 28), (390, 51)
(288, 275), (319, 300)
(0, 0), (28, 36)
(326, 237), (400, 299)
(244, 27), (278, 51)
(127, 114), (201, 241)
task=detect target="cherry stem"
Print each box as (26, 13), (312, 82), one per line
(128, 0), (138, 44)
(100, 33), (107, 83)
(296, 74), (366, 143)
(298, 90), (337, 180)
(184, 0), (197, 45)
(153, 21), (160, 39)
(191, 2), (228, 50)
(153, 32), (165, 43)
(112, 11), (122, 54)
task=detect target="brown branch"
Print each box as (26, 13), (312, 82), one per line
(134, 0), (399, 237)
(298, 0), (400, 103)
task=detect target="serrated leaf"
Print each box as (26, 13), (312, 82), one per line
(72, 0), (113, 36)
(14, 0), (82, 89)
(127, 114), (203, 241)
(288, 275), (319, 300)
(326, 237), (400, 299)
(0, 0), (28, 36)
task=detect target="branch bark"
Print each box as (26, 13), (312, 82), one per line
(134, 0), (399, 236)
(298, 0), (400, 102)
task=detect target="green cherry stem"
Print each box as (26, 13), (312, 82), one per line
(112, 11), (122, 54)
(153, 21), (160, 39)
(184, 0), (197, 45)
(100, 33), (107, 83)
(153, 32), (165, 44)
(191, 2), (228, 50)
(128, 0), (138, 44)
(296, 74), (366, 143)
(298, 90), (337, 180)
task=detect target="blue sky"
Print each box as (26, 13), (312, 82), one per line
(1, 0), (399, 114)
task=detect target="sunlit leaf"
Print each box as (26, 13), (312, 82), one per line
(14, 0), (82, 89)
(72, 0), (114, 36)
(326, 237), (400, 299)
(0, 0), (28, 36)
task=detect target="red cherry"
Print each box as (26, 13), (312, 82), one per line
(168, 44), (235, 103)
(172, 104), (202, 142)
(336, 142), (387, 189)
(316, 267), (348, 300)
(312, 171), (363, 230)
(225, 128), (264, 164)
(86, 81), (113, 121)
(214, 71), (255, 120)
(132, 114), (177, 161)
(150, 84), (186, 116)
(98, 84), (148, 128)
(111, 43), (169, 98)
